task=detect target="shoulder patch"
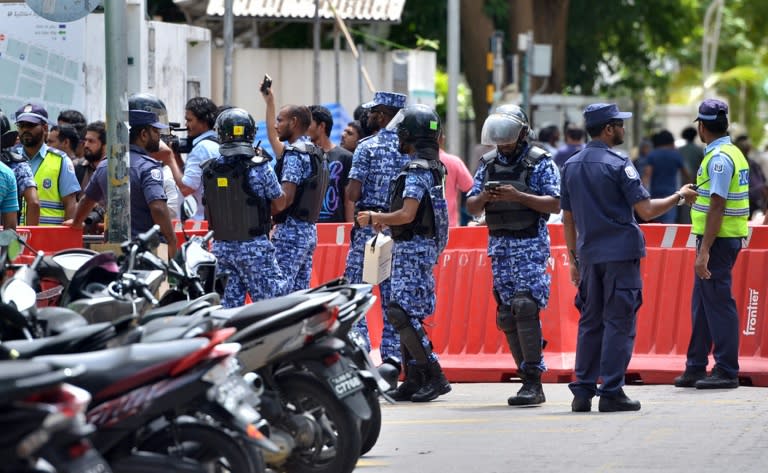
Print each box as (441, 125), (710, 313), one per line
(150, 168), (163, 181)
(66, 160), (75, 173)
(712, 162), (724, 174)
(624, 165), (639, 180)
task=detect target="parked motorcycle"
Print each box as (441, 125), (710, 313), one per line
(0, 356), (112, 473)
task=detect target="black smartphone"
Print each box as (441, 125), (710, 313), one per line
(484, 180), (502, 190)
(260, 74), (272, 94)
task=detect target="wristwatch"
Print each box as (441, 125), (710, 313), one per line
(675, 192), (685, 206)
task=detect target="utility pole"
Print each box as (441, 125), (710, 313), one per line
(223, 0), (234, 105)
(104, 0), (130, 242)
(313, 0), (321, 105)
(446, 0), (460, 154)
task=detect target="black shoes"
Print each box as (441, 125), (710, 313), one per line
(674, 369), (706, 388)
(411, 362), (452, 402)
(386, 364), (425, 402)
(507, 383), (546, 406)
(598, 390), (641, 412)
(508, 368), (546, 406)
(694, 367), (739, 389)
(571, 397), (592, 412)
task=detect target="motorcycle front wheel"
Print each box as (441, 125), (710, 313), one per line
(139, 420), (265, 473)
(278, 374), (361, 473)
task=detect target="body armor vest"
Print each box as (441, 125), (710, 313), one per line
(483, 145), (548, 238)
(201, 157), (271, 241)
(274, 143), (329, 224)
(389, 158), (445, 242)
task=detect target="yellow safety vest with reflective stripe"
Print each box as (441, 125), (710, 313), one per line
(22, 150), (65, 226)
(690, 143), (749, 237)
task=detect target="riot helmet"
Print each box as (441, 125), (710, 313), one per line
(480, 112), (529, 146)
(215, 107), (256, 157)
(0, 110), (18, 151)
(128, 93), (170, 134)
(493, 103), (533, 142)
(386, 104), (441, 145)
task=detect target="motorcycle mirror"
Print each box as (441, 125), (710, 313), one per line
(0, 230), (21, 262)
(181, 195), (198, 222)
(2, 279), (37, 313)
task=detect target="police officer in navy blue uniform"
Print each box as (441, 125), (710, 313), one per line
(357, 104), (451, 402)
(561, 103), (697, 412)
(466, 105), (561, 406)
(203, 108), (288, 307)
(69, 110), (178, 256)
(674, 99), (749, 390)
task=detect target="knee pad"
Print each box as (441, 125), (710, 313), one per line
(386, 302), (411, 331)
(512, 292), (539, 321)
(496, 304), (515, 332)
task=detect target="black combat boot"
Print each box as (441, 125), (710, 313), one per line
(386, 363), (425, 402)
(411, 362), (452, 403)
(507, 367), (545, 406)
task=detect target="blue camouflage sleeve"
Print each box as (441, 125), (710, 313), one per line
(348, 143), (371, 182)
(252, 164), (283, 200)
(466, 162), (488, 198)
(529, 158), (561, 198)
(403, 168), (430, 202)
(14, 162), (36, 193)
(281, 150), (308, 185)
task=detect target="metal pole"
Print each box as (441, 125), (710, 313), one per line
(446, 0), (460, 154)
(223, 0), (234, 104)
(522, 30), (533, 119)
(313, 0), (321, 104)
(104, 0), (130, 243)
(334, 24), (341, 104)
(357, 44), (364, 104)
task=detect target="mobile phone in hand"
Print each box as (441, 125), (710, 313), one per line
(484, 180), (501, 191)
(260, 74), (272, 94)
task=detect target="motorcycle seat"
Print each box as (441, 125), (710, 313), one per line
(36, 307), (89, 336)
(34, 338), (209, 402)
(142, 298), (215, 323)
(215, 295), (312, 330)
(4, 323), (115, 359)
(0, 359), (75, 402)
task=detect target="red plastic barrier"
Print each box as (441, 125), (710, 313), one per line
(17, 225), (84, 257)
(310, 223), (768, 386)
(172, 219), (210, 250)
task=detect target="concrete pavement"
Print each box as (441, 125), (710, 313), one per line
(355, 382), (768, 472)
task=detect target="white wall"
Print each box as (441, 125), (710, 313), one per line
(210, 47), (435, 119)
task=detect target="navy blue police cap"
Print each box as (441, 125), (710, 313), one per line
(583, 103), (632, 128)
(128, 110), (169, 129)
(694, 99), (728, 122)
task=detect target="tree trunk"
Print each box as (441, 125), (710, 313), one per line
(460, 0), (496, 137)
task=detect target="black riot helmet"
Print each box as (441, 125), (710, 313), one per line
(0, 110), (18, 151)
(128, 93), (170, 134)
(215, 107), (256, 157)
(386, 104), (441, 145)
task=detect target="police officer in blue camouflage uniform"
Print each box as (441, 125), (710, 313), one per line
(466, 105), (561, 406)
(357, 104), (451, 402)
(345, 91), (409, 365)
(272, 105), (329, 292)
(562, 103), (696, 412)
(203, 108), (288, 307)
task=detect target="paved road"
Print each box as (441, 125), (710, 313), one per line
(355, 382), (768, 472)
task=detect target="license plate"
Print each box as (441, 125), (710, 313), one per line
(328, 369), (364, 398)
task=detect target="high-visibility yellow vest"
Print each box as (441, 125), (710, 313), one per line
(690, 142), (749, 237)
(22, 149), (65, 226)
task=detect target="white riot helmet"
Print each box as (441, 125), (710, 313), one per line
(480, 112), (529, 146)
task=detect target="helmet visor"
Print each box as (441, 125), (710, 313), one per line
(480, 113), (526, 146)
(385, 109), (406, 133)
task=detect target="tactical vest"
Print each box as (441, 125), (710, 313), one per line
(482, 146), (549, 238)
(201, 157), (271, 241)
(273, 143), (329, 224)
(389, 158), (448, 254)
(24, 149), (66, 226)
(691, 143), (749, 238)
